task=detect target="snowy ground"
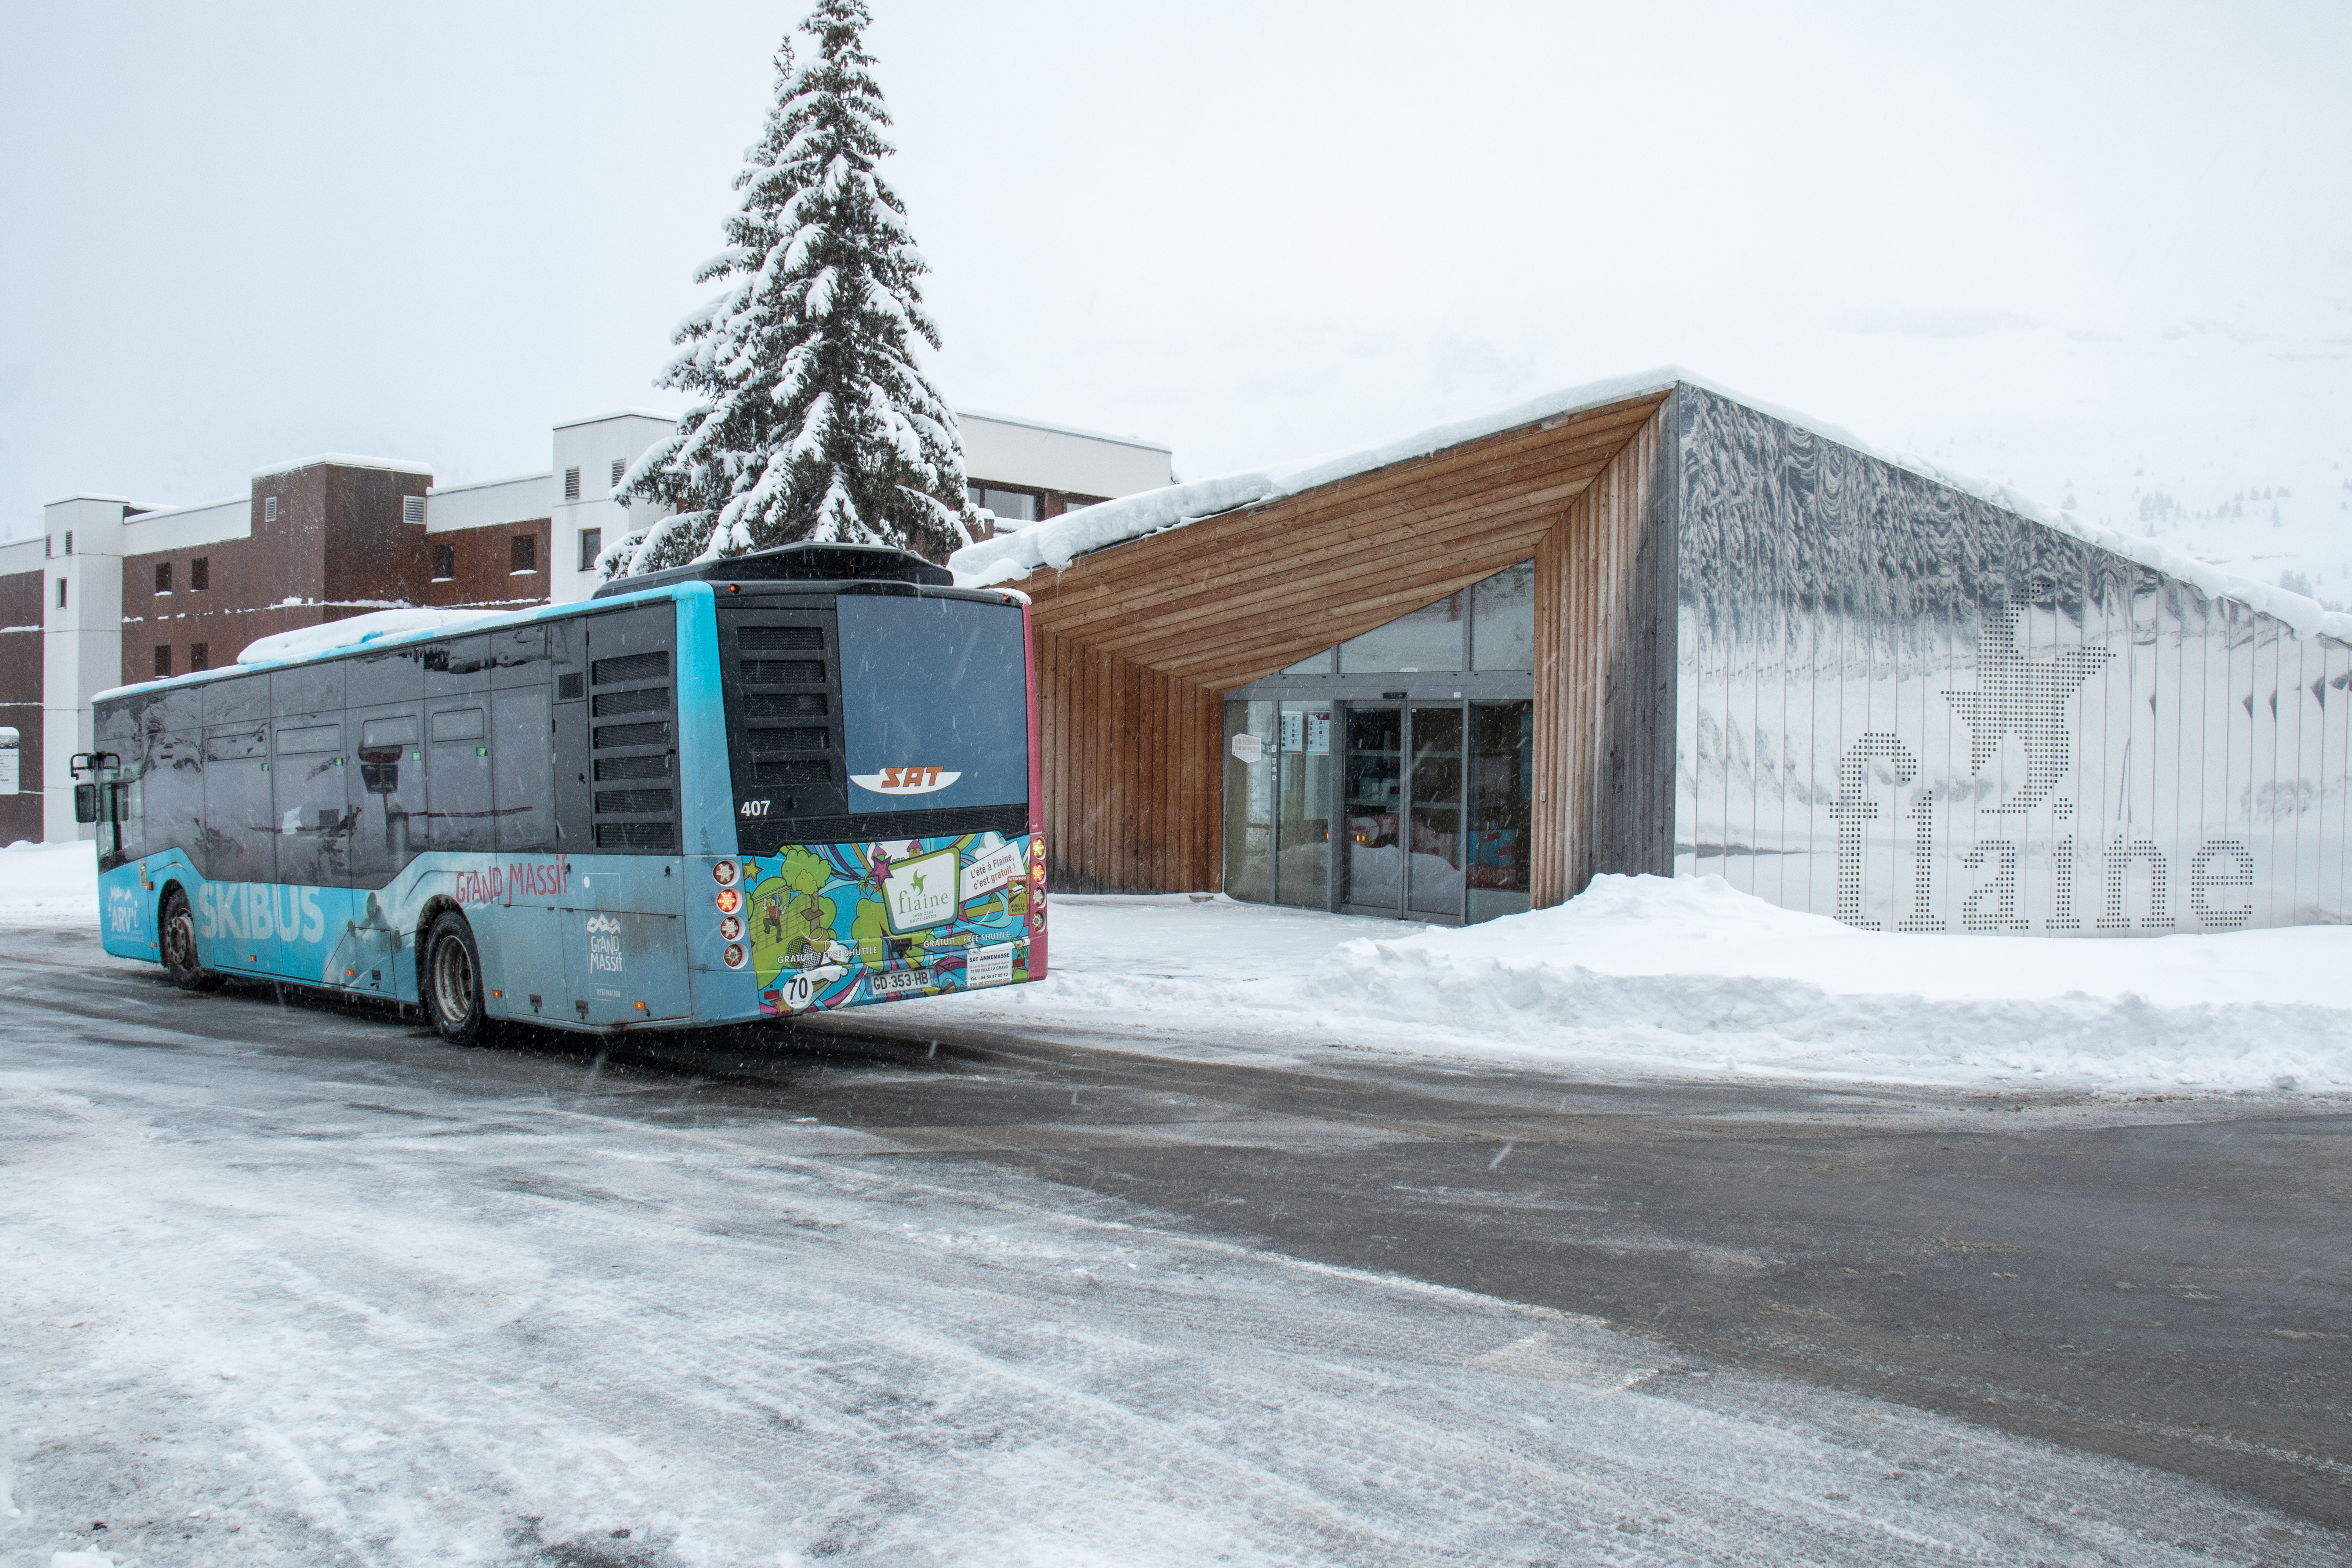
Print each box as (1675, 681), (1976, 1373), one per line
(894, 877), (2352, 1094)
(3, 846), (2347, 1562)
(1, 1000), (2339, 1567)
(0, 840), (98, 929)
(10, 838), (2347, 1093)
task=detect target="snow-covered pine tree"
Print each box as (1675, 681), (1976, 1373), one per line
(608, 0), (976, 575)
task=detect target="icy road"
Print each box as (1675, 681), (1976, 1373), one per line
(1, 922), (2346, 1566)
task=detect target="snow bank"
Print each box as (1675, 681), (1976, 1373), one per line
(909, 876), (2352, 1093)
(0, 839), (97, 927)
(947, 367), (2352, 644)
(1305, 875), (2352, 1089)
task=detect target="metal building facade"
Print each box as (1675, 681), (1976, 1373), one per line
(1675, 384), (2349, 933)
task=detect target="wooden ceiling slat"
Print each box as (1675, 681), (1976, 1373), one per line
(1021, 402), (1658, 615)
(1025, 448), (1623, 642)
(1098, 523), (1560, 672)
(1020, 393), (1663, 686)
(1049, 482), (1583, 655)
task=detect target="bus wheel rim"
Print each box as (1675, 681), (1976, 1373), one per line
(434, 936), (474, 1021)
(166, 909), (195, 971)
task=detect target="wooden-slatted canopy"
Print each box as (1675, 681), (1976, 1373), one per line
(1021, 392), (1666, 690)
(1022, 389), (1672, 898)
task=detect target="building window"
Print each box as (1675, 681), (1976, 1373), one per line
(403, 495), (426, 526)
(511, 534), (538, 573)
(564, 466), (582, 501)
(44, 535), (52, 558)
(580, 528), (603, 572)
(156, 562), (172, 594)
(968, 485), (1040, 524)
(189, 643), (209, 672)
(610, 459), (626, 488)
(263, 497), (278, 523)
(432, 543), (456, 581)
(154, 646), (172, 678)
(64, 531), (73, 555)
(56, 578), (67, 609)
(191, 556), (209, 590)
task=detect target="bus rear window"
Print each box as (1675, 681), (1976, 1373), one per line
(836, 595), (1027, 813)
(718, 592), (1027, 846)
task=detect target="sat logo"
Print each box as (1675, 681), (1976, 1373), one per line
(851, 766), (962, 795)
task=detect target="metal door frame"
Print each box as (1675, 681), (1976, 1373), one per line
(1336, 698), (1470, 926)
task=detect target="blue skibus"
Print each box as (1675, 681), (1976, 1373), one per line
(81, 543), (1047, 1042)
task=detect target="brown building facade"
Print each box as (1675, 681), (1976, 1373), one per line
(9, 455), (561, 842)
(119, 461), (435, 686)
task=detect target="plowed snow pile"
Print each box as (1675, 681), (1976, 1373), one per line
(0, 838), (97, 927)
(922, 875), (2352, 1092)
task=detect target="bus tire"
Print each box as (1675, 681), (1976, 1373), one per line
(421, 910), (488, 1046)
(159, 886), (215, 991)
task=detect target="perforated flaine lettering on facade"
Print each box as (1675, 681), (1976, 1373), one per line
(1820, 722), (2259, 935)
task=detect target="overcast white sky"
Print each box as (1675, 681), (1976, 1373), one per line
(4, 1), (2347, 573)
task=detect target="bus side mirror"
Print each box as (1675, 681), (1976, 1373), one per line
(75, 782), (127, 823)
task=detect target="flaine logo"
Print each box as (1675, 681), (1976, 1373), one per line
(850, 766), (962, 795)
(884, 846), (958, 932)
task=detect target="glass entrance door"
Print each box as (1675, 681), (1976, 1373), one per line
(1405, 704), (1465, 919)
(1342, 703), (1467, 920)
(1341, 706), (1403, 911)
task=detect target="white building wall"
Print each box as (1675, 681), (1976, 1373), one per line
(959, 412), (1172, 502)
(423, 472), (550, 535)
(550, 412), (677, 604)
(119, 495), (251, 555)
(41, 496), (133, 843)
(0, 534), (42, 816)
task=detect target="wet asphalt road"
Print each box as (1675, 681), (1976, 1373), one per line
(6, 922), (2348, 1535)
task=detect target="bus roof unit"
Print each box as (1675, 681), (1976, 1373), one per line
(591, 542), (952, 598)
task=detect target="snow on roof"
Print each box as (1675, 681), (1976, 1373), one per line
(122, 493), (248, 523)
(552, 409), (679, 429)
(252, 453), (434, 479)
(234, 608), (509, 668)
(427, 470), (554, 496)
(955, 408), (1173, 454)
(88, 606), (508, 704)
(949, 367), (2352, 645)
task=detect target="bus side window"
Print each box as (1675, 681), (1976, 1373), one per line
(494, 684), (554, 853)
(428, 700), (494, 853)
(273, 716), (347, 889)
(202, 717), (274, 886)
(350, 710), (423, 887)
(94, 697), (148, 869)
(145, 729), (203, 873)
(139, 683), (205, 871)
(425, 634), (492, 696)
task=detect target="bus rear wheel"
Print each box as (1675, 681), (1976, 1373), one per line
(159, 887), (214, 991)
(422, 911), (487, 1045)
